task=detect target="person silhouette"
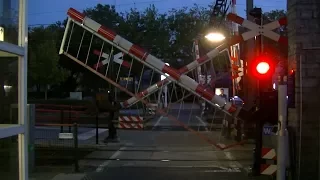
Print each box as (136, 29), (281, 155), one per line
(219, 89), (227, 101)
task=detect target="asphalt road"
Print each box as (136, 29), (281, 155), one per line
(35, 104), (265, 180)
(144, 104), (220, 131)
(76, 129), (258, 180)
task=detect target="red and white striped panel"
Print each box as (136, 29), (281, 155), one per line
(118, 122), (143, 129)
(261, 147), (276, 160)
(227, 13), (288, 45)
(260, 164), (277, 175)
(119, 116), (143, 122)
(67, 8), (237, 113)
(93, 50), (131, 69)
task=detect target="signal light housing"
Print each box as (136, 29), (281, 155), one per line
(251, 55), (275, 79)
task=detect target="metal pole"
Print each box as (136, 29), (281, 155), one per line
(253, 9), (263, 176)
(277, 75), (288, 180)
(18, 0), (28, 179)
(68, 106), (72, 133)
(60, 110), (64, 133)
(73, 123), (79, 172)
(95, 114), (99, 144)
(164, 85), (168, 108)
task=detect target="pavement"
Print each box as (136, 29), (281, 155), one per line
(31, 103), (272, 180)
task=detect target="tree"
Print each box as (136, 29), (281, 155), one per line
(54, 3), (222, 93)
(264, 10), (286, 21)
(262, 10), (287, 64)
(28, 26), (70, 99)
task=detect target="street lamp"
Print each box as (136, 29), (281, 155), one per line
(205, 32), (226, 42)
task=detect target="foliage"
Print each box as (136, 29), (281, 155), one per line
(30, 3), (286, 95)
(262, 10), (288, 61)
(28, 26), (70, 99)
(264, 10), (286, 21)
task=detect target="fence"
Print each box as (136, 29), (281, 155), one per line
(35, 123), (80, 172)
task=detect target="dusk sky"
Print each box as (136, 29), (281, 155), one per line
(28, 0), (286, 26)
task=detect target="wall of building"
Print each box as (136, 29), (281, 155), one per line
(287, 0), (320, 179)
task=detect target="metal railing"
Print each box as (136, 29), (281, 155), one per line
(35, 123), (79, 172)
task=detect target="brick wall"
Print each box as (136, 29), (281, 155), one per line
(287, 0), (320, 179)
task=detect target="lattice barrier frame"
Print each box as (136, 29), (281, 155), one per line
(58, 7), (250, 150)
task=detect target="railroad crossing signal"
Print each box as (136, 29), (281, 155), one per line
(93, 50), (131, 69)
(226, 13), (288, 45)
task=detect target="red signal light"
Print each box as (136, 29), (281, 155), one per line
(256, 62), (270, 74)
(290, 69), (294, 75)
(251, 55), (274, 79)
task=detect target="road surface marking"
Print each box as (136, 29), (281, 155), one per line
(195, 116), (209, 132)
(224, 152), (243, 168)
(204, 167), (241, 173)
(96, 146), (127, 172)
(152, 116), (163, 130)
(78, 128), (108, 140)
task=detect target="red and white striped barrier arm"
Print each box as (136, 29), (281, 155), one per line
(121, 79), (169, 107)
(67, 8), (237, 113)
(227, 13), (288, 45)
(93, 50), (131, 69)
(122, 45), (235, 108)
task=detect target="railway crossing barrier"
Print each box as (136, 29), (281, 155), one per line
(59, 7), (254, 150)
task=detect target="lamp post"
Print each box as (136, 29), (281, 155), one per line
(195, 31), (226, 115)
(159, 63), (170, 108)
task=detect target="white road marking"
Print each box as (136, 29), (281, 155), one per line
(204, 167), (241, 173)
(224, 151), (243, 168)
(96, 146), (127, 172)
(195, 116), (209, 132)
(152, 116), (163, 130)
(78, 128), (108, 140)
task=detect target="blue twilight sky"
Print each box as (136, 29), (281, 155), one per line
(28, 0), (286, 25)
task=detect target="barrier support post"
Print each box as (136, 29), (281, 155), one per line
(95, 114), (99, 144)
(60, 110), (64, 133)
(277, 75), (288, 180)
(68, 106), (72, 133)
(73, 123), (79, 172)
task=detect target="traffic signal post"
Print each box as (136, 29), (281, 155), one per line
(277, 75), (288, 180)
(252, 8), (264, 176)
(226, 10), (288, 177)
